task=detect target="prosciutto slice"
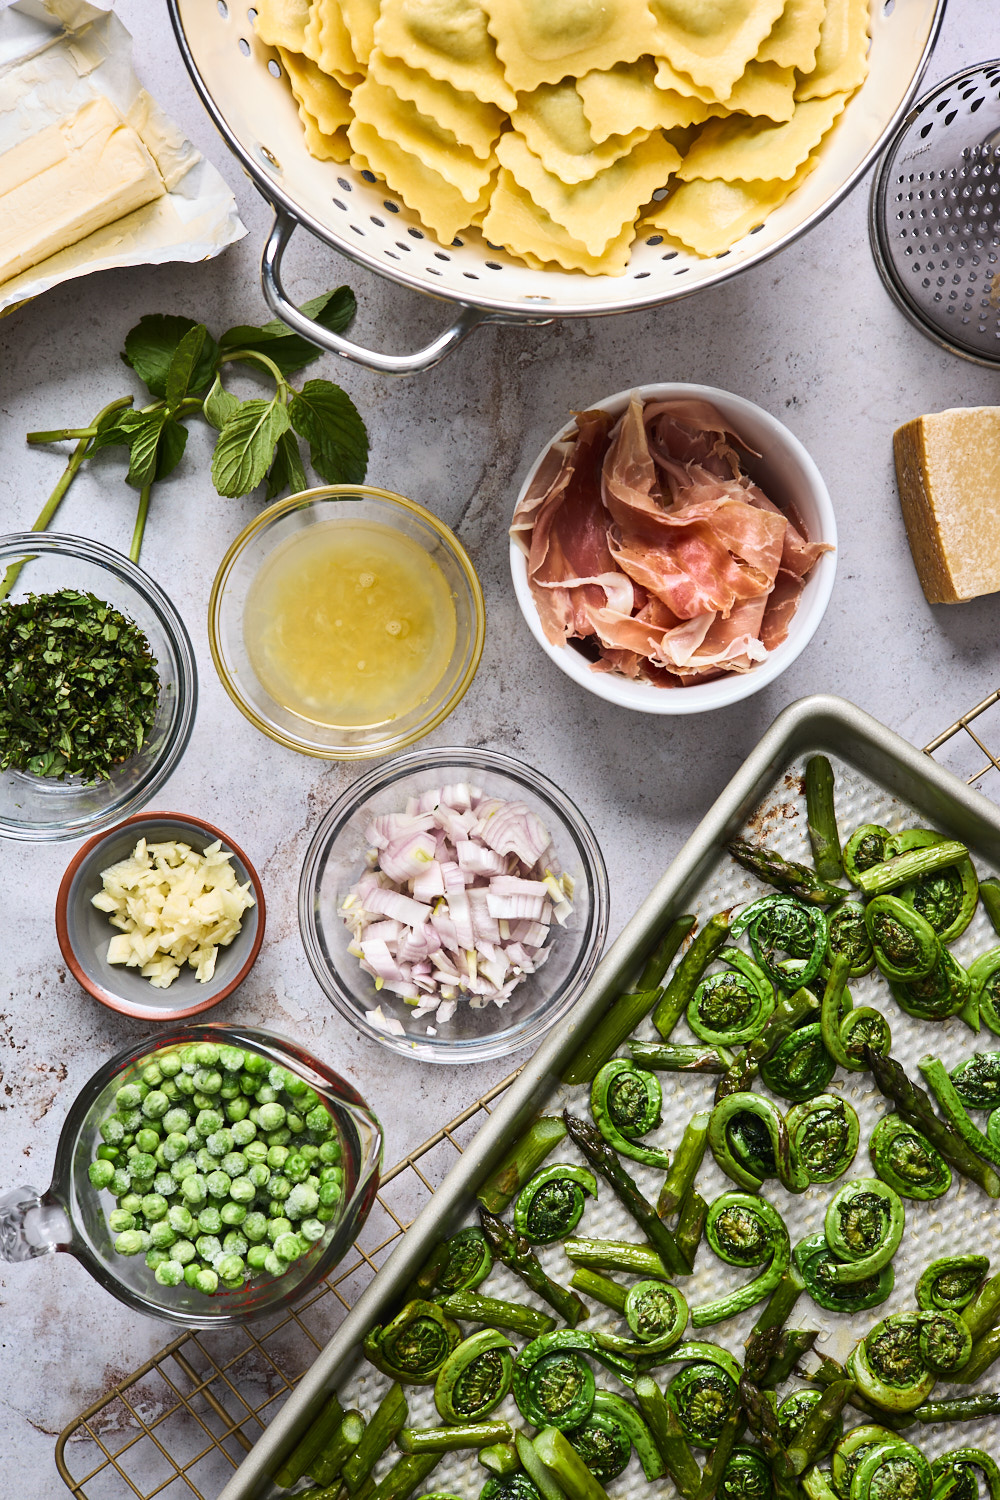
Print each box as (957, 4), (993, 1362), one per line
(510, 394), (831, 685)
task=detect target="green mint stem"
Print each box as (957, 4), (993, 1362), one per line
(130, 482), (153, 564)
(221, 347), (290, 397)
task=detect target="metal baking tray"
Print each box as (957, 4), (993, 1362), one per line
(220, 691), (1000, 1499)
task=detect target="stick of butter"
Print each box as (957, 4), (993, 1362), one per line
(893, 406), (1000, 604)
(0, 95), (166, 286)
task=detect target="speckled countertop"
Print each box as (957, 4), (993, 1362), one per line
(2, 2), (1000, 1495)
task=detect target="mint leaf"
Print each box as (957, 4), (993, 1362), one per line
(289, 379), (368, 485)
(155, 419), (188, 480)
(203, 374), (241, 432)
(265, 429), (308, 502)
(125, 412), (168, 489)
(218, 288), (357, 377)
(89, 404), (138, 452)
(123, 314), (218, 398)
(211, 398), (291, 498)
(165, 324), (208, 410)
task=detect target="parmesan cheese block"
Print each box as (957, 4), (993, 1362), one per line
(893, 407), (1000, 604)
(0, 96), (166, 287)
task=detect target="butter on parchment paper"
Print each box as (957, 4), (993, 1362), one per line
(893, 406), (1000, 604)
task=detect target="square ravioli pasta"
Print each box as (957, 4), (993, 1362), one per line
(253, 0), (872, 272)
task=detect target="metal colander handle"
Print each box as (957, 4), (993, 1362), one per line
(261, 210), (489, 375)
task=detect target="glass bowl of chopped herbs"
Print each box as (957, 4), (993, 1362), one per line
(0, 532), (196, 841)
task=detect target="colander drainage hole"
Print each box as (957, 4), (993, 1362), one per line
(217, 0), (228, 15)
(238, 36), (250, 55)
(338, 178), (352, 191)
(267, 59), (280, 76)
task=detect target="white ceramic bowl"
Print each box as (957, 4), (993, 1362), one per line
(509, 383), (837, 715)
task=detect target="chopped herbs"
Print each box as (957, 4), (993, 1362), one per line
(0, 589), (159, 782)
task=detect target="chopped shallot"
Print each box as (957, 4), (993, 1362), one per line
(342, 787), (573, 1023)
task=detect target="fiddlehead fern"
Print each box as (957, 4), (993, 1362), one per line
(917, 1311), (972, 1375)
(760, 1022), (837, 1103)
(731, 896), (830, 993)
(930, 1450), (1000, 1500)
(568, 1390), (665, 1483)
(793, 1234), (894, 1314)
(786, 1095), (860, 1184)
(969, 952), (1000, 1036)
(847, 1313), (937, 1411)
(896, 832), (978, 944)
(950, 1053), (1000, 1111)
(708, 1093), (807, 1194)
(512, 1345), (596, 1431)
(665, 1359), (740, 1448)
(691, 1193), (790, 1327)
(890, 949), (969, 1023)
(776, 1389), (842, 1462)
(590, 1061), (670, 1170)
(625, 1280), (689, 1347)
(915, 1256), (988, 1313)
(364, 1301), (462, 1384)
(848, 1441), (932, 1500)
(436, 1229), (493, 1295)
(719, 1446), (775, 1500)
(434, 1330), (514, 1424)
(821, 1180), (905, 1287)
(829, 1426), (901, 1499)
(687, 949), (775, 1045)
(869, 1116), (952, 1201)
(843, 825), (894, 886)
(513, 1165), (597, 1245)
(826, 900), (875, 977)
(865, 897), (939, 983)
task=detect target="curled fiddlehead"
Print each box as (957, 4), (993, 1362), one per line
(969, 953), (1000, 1037)
(951, 1053), (1000, 1110)
(480, 1476), (541, 1500)
(840, 1008), (893, 1070)
(890, 949), (970, 1023)
(665, 1359), (740, 1449)
(364, 1301), (462, 1384)
(915, 1256), (989, 1313)
(719, 1446), (775, 1500)
(590, 1061), (670, 1170)
(776, 1389), (842, 1462)
(931, 1450), (1000, 1500)
(708, 1093), (807, 1194)
(917, 1311), (972, 1375)
(793, 1233), (894, 1314)
(513, 1165), (597, 1245)
(568, 1390), (664, 1483)
(844, 825), (895, 886)
(687, 948), (775, 1045)
(829, 1425), (902, 1499)
(896, 832), (978, 944)
(436, 1229), (493, 1295)
(731, 896), (830, 993)
(865, 897), (939, 983)
(786, 1095), (860, 1184)
(625, 1280), (689, 1348)
(821, 1179), (905, 1287)
(512, 1344), (596, 1431)
(759, 1021), (837, 1103)
(434, 1330), (514, 1424)
(827, 902), (875, 977)
(869, 1116), (952, 1201)
(849, 1441), (932, 1500)
(847, 1313), (937, 1412)
(691, 1193), (790, 1327)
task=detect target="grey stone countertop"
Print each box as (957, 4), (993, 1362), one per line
(3, 1), (1000, 1495)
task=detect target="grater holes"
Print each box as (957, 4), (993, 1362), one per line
(971, 98), (985, 113)
(935, 96), (952, 112)
(919, 122), (933, 139)
(238, 36), (251, 55)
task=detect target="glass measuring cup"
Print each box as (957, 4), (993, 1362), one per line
(0, 1023), (382, 1326)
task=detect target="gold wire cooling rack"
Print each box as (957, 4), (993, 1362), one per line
(53, 687), (1000, 1500)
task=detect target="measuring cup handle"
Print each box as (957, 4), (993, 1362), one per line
(261, 210), (487, 376)
(0, 1185), (73, 1261)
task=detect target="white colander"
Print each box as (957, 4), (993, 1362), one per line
(169, 0), (945, 374)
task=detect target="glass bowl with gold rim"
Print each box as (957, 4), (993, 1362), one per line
(208, 487), (485, 760)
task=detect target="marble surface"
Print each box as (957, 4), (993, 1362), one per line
(2, 1), (1000, 1495)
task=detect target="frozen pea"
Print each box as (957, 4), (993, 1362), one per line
(149, 1221), (177, 1250)
(218, 1045), (245, 1072)
(300, 1218), (325, 1243)
(243, 1212), (268, 1243)
(206, 1171), (231, 1198)
(226, 1097), (251, 1124)
(184, 1262), (202, 1288)
(158, 1051), (182, 1078)
(285, 1184), (319, 1220)
(141, 1193), (169, 1222)
(191, 1091), (216, 1111)
(247, 1244), (270, 1270)
(266, 1145), (289, 1170)
(263, 1250), (284, 1276)
(269, 1176), (291, 1203)
(153, 1172), (176, 1197)
(100, 1116), (126, 1145)
(223, 1231), (249, 1257)
(299, 1088), (320, 1112)
(160, 1080), (180, 1102)
(136, 1128), (160, 1155)
(140, 1062), (163, 1087)
(89, 1160), (115, 1190)
(266, 1217), (293, 1244)
(116, 1084), (143, 1111)
(195, 1109), (223, 1138)
(219, 1083), (240, 1105)
(221, 1152), (247, 1178)
(206, 1130), (234, 1159)
(115, 1229), (147, 1256)
(142, 1090), (169, 1119)
(195, 1234), (223, 1263)
(155, 1260), (184, 1287)
(239, 1075), (259, 1097)
(95, 1145), (119, 1163)
(220, 1201), (247, 1226)
(162, 1107), (191, 1135)
(298, 1144), (320, 1165)
(196, 1148), (215, 1174)
(168, 1203), (194, 1235)
(318, 1141), (341, 1165)
(257, 1102), (285, 1131)
(231, 1118), (256, 1146)
(110, 1167), (132, 1197)
(146, 1248), (170, 1270)
(267, 1065), (290, 1091)
(193, 1069), (222, 1095)
(108, 1209), (135, 1233)
(255, 1086), (279, 1109)
(172, 1239), (197, 1266)
(319, 1180), (342, 1208)
(174, 1072), (195, 1097)
(163, 1132), (190, 1164)
(194, 1042), (220, 1067)
(119, 1108), (144, 1134)
(286, 1112), (306, 1135)
(197, 1205), (222, 1234)
(285, 1072), (309, 1099)
(229, 1176), (256, 1204)
(305, 1105), (333, 1135)
(273, 1233), (301, 1262)
(180, 1175), (208, 1207)
(242, 1051), (267, 1075)
(244, 1141), (268, 1165)
(283, 1154), (309, 1184)
(170, 1154), (198, 1181)
(266, 1128), (292, 1148)
(216, 1253), (244, 1280)
(316, 1204), (336, 1223)
(195, 1268), (219, 1294)
(247, 1163), (270, 1190)
(130, 1154), (156, 1183)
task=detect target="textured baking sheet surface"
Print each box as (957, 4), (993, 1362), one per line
(337, 751), (1000, 1483)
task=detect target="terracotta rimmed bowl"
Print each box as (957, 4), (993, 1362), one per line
(56, 813), (265, 1020)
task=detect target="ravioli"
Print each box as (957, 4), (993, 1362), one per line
(577, 59), (712, 143)
(279, 48), (354, 136)
(348, 121), (494, 240)
(481, 166), (635, 273)
(512, 80), (651, 184)
(303, 0), (363, 84)
(369, 47), (504, 158)
(302, 111), (353, 160)
(678, 93), (849, 183)
(648, 0), (788, 98)
(795, 0), (870, 101)
(374, 0), (517, 111)
(350, 77), (496, 200)
(339, 0), (381, 63)
(255, 0), (312, 52)
(653, 52), (797, 123)
(646, 155), (818, 256)
(482, 0), (658, 95)
(757, 0), (826, 72)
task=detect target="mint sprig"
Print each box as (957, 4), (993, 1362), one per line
(9, 289), (368, 590)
